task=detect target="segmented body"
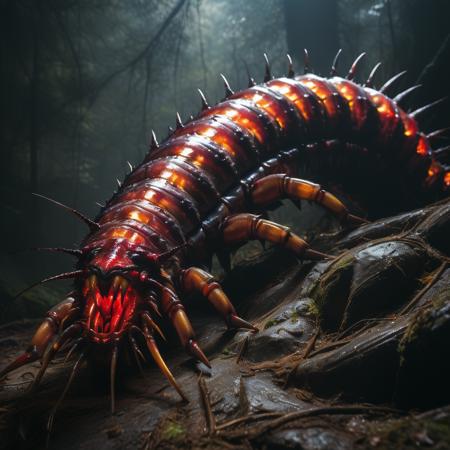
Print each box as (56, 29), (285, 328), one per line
(86, 73), (444, 267)
(2, 58), (449, 419)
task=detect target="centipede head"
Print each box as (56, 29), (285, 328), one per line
(78, 239), (175, 345)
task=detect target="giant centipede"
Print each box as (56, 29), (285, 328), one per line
(1, 51), (449, 426)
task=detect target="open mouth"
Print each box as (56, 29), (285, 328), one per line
(83, 275), (138, 343)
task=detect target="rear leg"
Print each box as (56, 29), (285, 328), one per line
(251, 174), (368, 227)
(221, 213), (331, 260)
(0, 296), (80, 380)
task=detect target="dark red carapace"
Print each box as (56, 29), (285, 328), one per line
(2, 51), (449, 420)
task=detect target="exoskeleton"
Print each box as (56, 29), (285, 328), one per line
(1, 51), (449, 427)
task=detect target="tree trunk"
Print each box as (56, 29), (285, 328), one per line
(30, 3), (40, 196)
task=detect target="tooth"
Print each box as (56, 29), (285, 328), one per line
(120, 279), (129, 297)
(88, 274), (97, 290)
(86, 302), (95, 329)
(111, 276), (121, 301)
(110, 313), (121, 332)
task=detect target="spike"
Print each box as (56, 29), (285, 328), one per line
(95, 201), (105, 208)
(14, 270), (84, 299)
(33, 247), (83, 258)
(33, 193), (100, 232)
(411, 97), (447, 119)
(228, 314), (258, 332)
(330, 48), (342, 76)
(141, 325), (188, 401)
(379, 70), (407, 93)
(110, 345), (118, 414)
(142, 313), (166, 341)
(303, 49), (311, 74)
(248, 75), (256, 87)
(346, 52), (366, 80)
(427, 127), (450, 141)
(220, 73), (234, 98)
(146, 297), (163, 318)
(47, 351), (86, 439)
(263, 53), (272, 82)
(189, 115), (194, 121)
(393, 84), (422, 103)
(150, 130), (159, 151)
(197, 88), (209, 110)
(175, 112), (184, 129)
(157, 243), (187, 263)
(243, 61), (256, 87)
(285, 54), (294, 78)
(127, 161), (133, 172)
(116, 178), (122, 188)
(364, 62), (381, 87)
(434, 145), (450, 158)
(168, 125), (174, 134)
(186, 339), (211, 368)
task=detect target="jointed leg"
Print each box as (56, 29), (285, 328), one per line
(0, 296), (80, 379)
(181, 267), (258, 331)
(159, 282), (211, 368)
(251, 174), (367, 226)
(222, 213), (330, 260)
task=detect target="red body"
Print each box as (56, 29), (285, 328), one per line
(82, 74), (445, 278)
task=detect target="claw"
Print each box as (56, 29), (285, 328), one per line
(186, 339), (211, 368)
(143, 328), (188, 402)
(228, 314), (258, 332)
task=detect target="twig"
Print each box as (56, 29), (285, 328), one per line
(400, 261), (448, 315)
(306, 337), (352, 359)
(198, 375), (215, 435)
(216, 411), (281, 431)
(302, 329), (319, 359)
(218, 405), (400, 439)
(236, 336), (249, 364)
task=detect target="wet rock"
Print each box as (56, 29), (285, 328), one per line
(243, 373), (307, 413)
(304, 240), (430, 331)
(265, 427), (354, 450)
(241, 299), (316, 363)
(292, 291), (450, 406)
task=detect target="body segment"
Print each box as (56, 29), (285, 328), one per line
(2, 55), (449, 416)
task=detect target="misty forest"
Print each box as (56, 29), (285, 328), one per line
(1, 0), (450, 449)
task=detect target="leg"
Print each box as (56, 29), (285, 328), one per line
(181, 267), (258, 331)
(158, 282), (211, 368)
(0, 296), (80, 379)
(251, 174), (367, 226)
(222, 213), (330, 260)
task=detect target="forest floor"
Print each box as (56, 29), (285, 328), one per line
(0, 198), (449, 450)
